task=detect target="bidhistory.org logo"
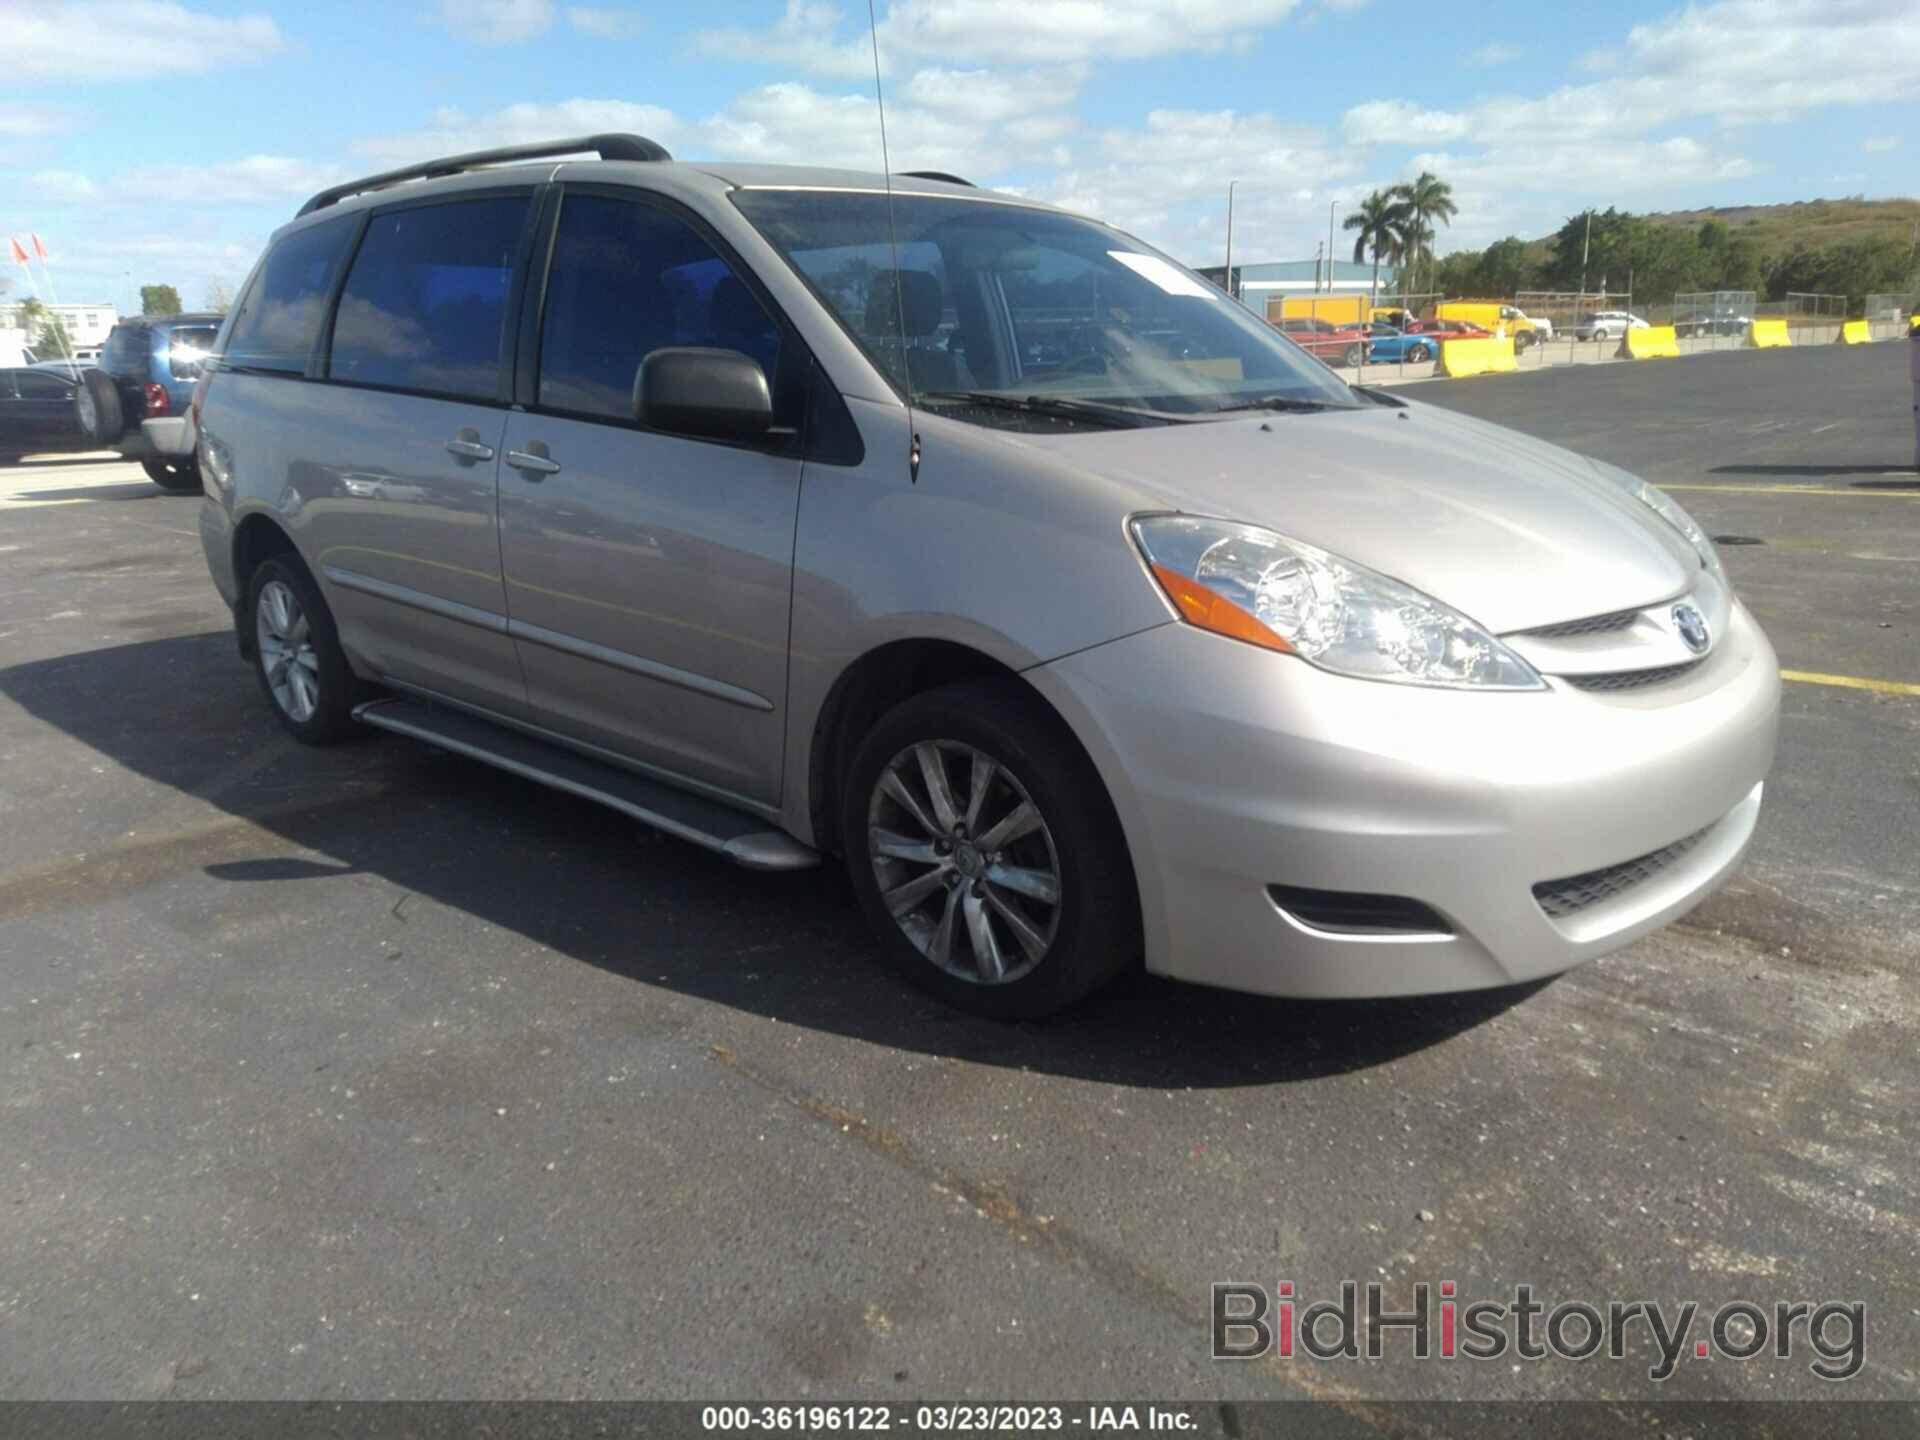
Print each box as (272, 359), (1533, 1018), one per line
(1212, 1280), (1865, 1382)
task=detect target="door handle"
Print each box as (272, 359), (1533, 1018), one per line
(506, 447), (561, 478)
(445, 430), (495, 463)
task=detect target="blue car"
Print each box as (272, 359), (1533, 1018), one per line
(77, 312), (223, 490)
(1361, 323), (1440, 364)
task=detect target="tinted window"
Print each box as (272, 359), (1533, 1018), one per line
(102, 324), (150, 377)
(538, 194), (781, 421)
(328, 196), (528, 402)
(224, 215), (355, 374)
(167, 325), (219, 381)
(15, 371), (75, 399)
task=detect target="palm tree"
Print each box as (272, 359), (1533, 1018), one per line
(1391, 171), (1458, 297)
(1342, 189), (1403, 306)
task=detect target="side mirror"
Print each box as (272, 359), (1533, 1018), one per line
(635, 347), (772, 442)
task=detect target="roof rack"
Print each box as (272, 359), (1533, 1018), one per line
(899, 170), (973, 187)
(296, 133), (672, 217)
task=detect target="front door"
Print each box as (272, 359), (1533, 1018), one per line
(498, 189), (803, 807)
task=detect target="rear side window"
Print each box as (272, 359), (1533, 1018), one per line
(103, 324), (149, 376)
(327, 196), (529, 402)
(167, 326), (219, 381)
(224, 216), (355, 373)
(537, 193), (781, 422)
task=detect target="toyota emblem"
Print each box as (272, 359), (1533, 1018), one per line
(1672, 603), (1711, 655)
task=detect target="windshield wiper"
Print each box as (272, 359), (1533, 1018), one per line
(918, 390), (1179, 428)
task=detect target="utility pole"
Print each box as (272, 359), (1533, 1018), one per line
(1580, 210), (1592, 299)
(1328, 199), (1337, 295)
(1224, 180), (1237, 304)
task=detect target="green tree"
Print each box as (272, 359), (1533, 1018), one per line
(1473, 236), (1534, 296)
(1390, 171), (1458, 296)
(140, 284), (182, 317)
(34, 314), (75, 360)
(1342, 188), (1405, 301)
(15, 296), (48, 344)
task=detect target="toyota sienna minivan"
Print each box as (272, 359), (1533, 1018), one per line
(194, 134), (1778, 1018)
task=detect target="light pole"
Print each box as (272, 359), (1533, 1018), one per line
(1328, 199), (1337, 295)
(1224, 180), (1237, 305)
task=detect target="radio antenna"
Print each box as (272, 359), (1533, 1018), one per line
(867, 0), (920, 481)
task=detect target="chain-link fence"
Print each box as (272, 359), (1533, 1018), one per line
(1667, 291), (1757, 351)
(1754, 291), (1846, 343)
(1865, 292), (1915, 339)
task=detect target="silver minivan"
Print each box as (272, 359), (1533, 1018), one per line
(195, 134), (1778, 1018)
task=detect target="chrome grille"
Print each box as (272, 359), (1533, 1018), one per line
(1533, 826), (1712, 919)
(1565, 661), (1703, 693)
(1521, 606), (1642, 639)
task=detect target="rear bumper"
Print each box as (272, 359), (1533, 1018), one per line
(1025, 602), (1780, 999)
(113, 416), (195, 459)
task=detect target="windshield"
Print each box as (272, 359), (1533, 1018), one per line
(732, 189), (1358, 423)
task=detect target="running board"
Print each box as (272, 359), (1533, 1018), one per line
(353, 697), (819, 872)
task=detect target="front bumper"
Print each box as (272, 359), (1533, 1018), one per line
(1026, 601), (1779, 999)
(113, 416), (195, 460)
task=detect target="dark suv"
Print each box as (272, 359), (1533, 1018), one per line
(76, 313), (222, 489)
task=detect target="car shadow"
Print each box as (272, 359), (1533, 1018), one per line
(0, 632), (1542, 1089)
(8, 482), (171, 503)
(1708, 463), (1919, 487)
(7, 451), (125, 468)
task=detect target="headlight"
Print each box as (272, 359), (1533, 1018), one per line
(1130, 515), (1545, 691)
(1603, 468), (1725, 585)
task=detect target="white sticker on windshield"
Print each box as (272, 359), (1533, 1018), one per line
(1108, 251), (1214, 299)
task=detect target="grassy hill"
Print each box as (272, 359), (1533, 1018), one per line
(1515, 197), (1920, 270)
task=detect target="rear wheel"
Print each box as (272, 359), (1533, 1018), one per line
(1408, 342), (1432, 363)
(842, 680), (1137, 1019)
(142, 456), (201, 492)
(247, 556), (361, 744)
(1342, 343), (1363, 368)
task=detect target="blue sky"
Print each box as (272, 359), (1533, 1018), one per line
(4, 0), (1917, 311)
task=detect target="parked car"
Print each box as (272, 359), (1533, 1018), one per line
(195, 134), (1778, 1019)
(1672, 311), (1750, 338)
(1404, 317), (1492, 341)
(0, 366), (91, 463)
(1360, 325), (1439, 363)
(1575, 311), (1649, 342)
(1435, 301), (1548, 350)
(75, 313), (223, 489)
(1272, 316), (1370, 368)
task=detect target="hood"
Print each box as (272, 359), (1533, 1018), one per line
(1017, 398), (1698, 635)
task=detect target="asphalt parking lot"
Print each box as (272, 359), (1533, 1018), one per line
(1, 342), (1915, 1412)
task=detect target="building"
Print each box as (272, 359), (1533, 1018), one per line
(1195, 259), (1401, 319)
(0, 301), (122, 350)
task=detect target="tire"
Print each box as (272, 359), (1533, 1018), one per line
(1342, 343), (1363, 368)
(246, 555), (362, 745)
(841, 679), (1138, 1020)
(75, 369), (123, 445)
(1408, 342), (1431, 363)
(142, 456), (201, 492)
(1593, 328), (1611, 343)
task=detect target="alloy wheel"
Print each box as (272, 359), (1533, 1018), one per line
(866, 740), (1062, 985)
(256, 579), (320, 723)
(75, 386), (96, 435)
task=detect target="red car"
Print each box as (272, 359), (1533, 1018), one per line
(1404, 317), (1492, 340)
(1271, 316), (1371, 368)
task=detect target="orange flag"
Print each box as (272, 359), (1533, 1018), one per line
(7, 237), (28, 267)
(31, 234), (49, 261)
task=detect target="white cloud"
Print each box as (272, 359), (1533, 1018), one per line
(436, 0), (554, 45)
(0, 103), (74, 139)
(1469, 42), (1522, 66)
(694, 0), (1303, 73)
(1348, 0), (1920, 148)
(1862, 135), (1900, 152)
(74, 155), (343, 207)
(565, 6), (640, 38)
(11, 1), (282, 81)
(29, 170), (100, 203)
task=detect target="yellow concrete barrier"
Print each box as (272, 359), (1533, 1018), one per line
(1619, 325), (1680, 359)
(1439, 336), (1518, 378)
(1841, 319), (1871, 345)
(1749, 318), (1792, 348)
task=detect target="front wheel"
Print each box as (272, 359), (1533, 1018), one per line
(842, 681), (1138, 1019)
(247, 556), (361, 744)
(1407, 342), (1432, 363)
(142, 456), (201, 492)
